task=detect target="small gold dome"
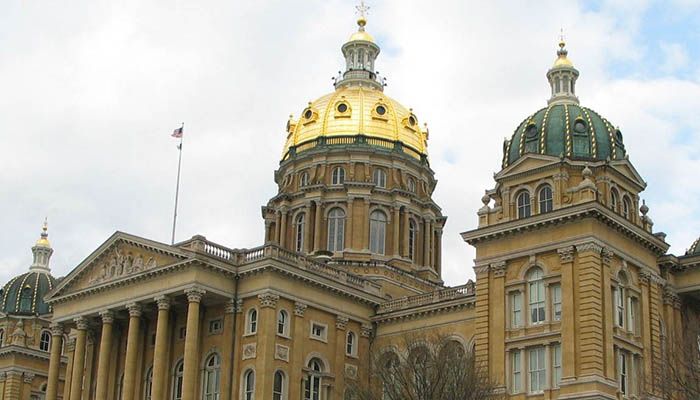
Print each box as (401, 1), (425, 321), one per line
(553, 40), (574, 68)
(349, 16), (374, 42)
(282, 86), (427, 159)
(35, 220), (50, 247)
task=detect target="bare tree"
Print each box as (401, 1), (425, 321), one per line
(659, 305), (700, 400)
(347, 334), (501, 400)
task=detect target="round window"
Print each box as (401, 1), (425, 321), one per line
(337, 103), (348, 113)
(408, 115), (416, 126)
(304, 109), (313, 119)
(376, 105), (386, 115)
(525, 124), (538, 139)
(615, 129), (623, 141)
(574, 120), (586, 133)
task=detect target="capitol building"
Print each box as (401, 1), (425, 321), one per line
(1, 10), (699, 400)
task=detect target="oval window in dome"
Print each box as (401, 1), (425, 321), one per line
(408, 115), (416, 126)
(376, 105), (386, 115)
(574, 120), (587, 134)
(304, 109), (313, 120)
(337, 103), (348, 113)
(615, 129), (623, 142)
(525, 124), (538, 139)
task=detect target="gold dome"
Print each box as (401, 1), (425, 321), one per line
(552, 40), (574, 68)
(349, 17), (374, 42)
(282, 86), (427, 159)
(35, 219), (50, 248)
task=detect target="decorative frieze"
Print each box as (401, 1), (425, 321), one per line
(242, 343), (257, 360)
(258, 293), (280, 308)
(601, 247), (614, 265)
(639, 271), (651, 285)
(294, 302), (308, 317)
(490, 261), (506, 278)
(87, 244), (159, 285)
(360, 323), (373, 338)
(473, 264), (489, 275)
(576, 242), (602, 255)
(275, 344), (290, 362)
(336, 316), (349, 330)
(557, 246), (575, 263)
(23, 373), (35, 383)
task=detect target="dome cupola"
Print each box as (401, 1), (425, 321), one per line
(502, 39), (627, 168)
(1, 221), (57, 315)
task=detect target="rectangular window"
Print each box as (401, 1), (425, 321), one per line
(618, 351), (627, 395)
(511, 351), (521, 393)
(528, 347), (546, 393)
(615, 287), (625, 328)
(553, 344), (562, 387)
(511, 292), (522, 328)
(310, 322), (327, 341)
(208, 318), (223, 335)
(628, 297), (638, 334)
(178, 327), (186, 340)
(529, 281), (545, 324)
(552, 284), (562, 321)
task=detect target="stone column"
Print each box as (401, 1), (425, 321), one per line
(274, 210), (281, 244)
(392, 206), (400, 257)
(123, 303), (142, 400)
(362, 198), (370, 251)
(62, 338), (75, 400)
(152, 296), (171, 400)
(303, 204), (312, 253)
(46, 323), (64, 400)
(313, 201), (323, 253)
(558, 246), (576, 381)
(401, 208), (409, 258)
(69, 317), (89, 400)
(345, 198), (354, 250)
(435, 228), (443, 274)
(182, 287), (205, 400)
(423, 218), (432, 268)
(94, 311), (115, 400)
(279, 209), (288, 248)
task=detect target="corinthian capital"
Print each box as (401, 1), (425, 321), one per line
(557, 246), (575, 263)
(74, 317), (89, 330)
(50, 322), (64, 336)
(185, 287), (206, 303)
(99, 310), (114, 325)
(258, 293), (280, 308)
(127, 303), (142, 317)
(155, 295), (171, 311)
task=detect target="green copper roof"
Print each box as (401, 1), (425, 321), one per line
(0, 271), (56, 315)
(503, 104), (627, 168)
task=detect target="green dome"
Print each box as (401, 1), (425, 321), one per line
(503, 104), (627, 168)
(687, 238), (700, 256)
(0, 271), (57, 315)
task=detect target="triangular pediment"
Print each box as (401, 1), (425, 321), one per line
(609, 160), (647, 189)
(47, 232), (191, 300)
(497, 154), (560, 178)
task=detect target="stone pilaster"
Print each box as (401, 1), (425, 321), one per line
(62, 338), (75, 400)
(290, 301), (308, 399)
(46, 323), (64, 400)
(182, 287), (205, 400)
(558, 246), (576, 381)
(279, 208), (288, 248)
(257, 293), (279, 399)
(3, 371), (21, 400)
(574, 242), (605, 377)
(313, 201), (323, 252)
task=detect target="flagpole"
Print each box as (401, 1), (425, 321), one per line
(171, 122), (184, 245)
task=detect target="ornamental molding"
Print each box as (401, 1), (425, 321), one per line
(127, 303), (142, 317)
(663, 286), (680, 308)
(155, 296), (171, 311)
(345, 363), (359, 380)
(558, 246), (575, 263)
(50, 323), (64, 336)
(258, 293), (280, 308)
(98, 310), (114, 325)
(224, 299), (238, 314)
(576, 242), (603, 255)
(336, 316), (349, 330)
(23, 372), (34, 383)
(65, 338), (76, 352)
(274, 344), (290, 362)
(490, 262), (507, 278)
(638, 271), (651, 284)
(185, 287), (206, 303)
(294, 302), (308, 317)
(74, 317), (88, 331)
(473, 265), (490, 275)
(242, 343), (256, 360)
(601, 247), (614, 265)
(360, 324), (373, 338)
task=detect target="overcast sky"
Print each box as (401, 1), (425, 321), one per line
(1, 0), (699, 287)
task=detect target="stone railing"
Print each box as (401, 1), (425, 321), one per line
(178, 237), (382, 296)
(377, 281), (476, 314)
(283, 134), (427, 164)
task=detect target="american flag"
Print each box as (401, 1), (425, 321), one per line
(172, 126), (183, 138)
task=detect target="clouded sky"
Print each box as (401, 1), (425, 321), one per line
(1, 0), (699, 286)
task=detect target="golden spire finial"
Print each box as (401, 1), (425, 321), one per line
(35, 217), (50, 247)
(355, 0), (370, 30)
(559, 27), (566, 48)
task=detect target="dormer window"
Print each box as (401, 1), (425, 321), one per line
(573, 118), (587, 134)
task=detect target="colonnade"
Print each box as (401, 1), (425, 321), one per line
(45, 288), (206, 400)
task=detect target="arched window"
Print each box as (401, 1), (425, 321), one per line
(39, 330), (51, 352)
(0, 328), (4, 347)
(19, 287), (32, 312)
(516, 191), (531, 219)
(300, 172), (309, 187)
(369, 211), (387, 255)
(610, 189), (619, 212)
(407, 177), (416, 193)
(243, 370), (255, 400)
(144, 366), (153, 400)
(331, 167), (345, 185)
(247, 309), (258, 334)
(172, 360), (184, 400)
(346, 331), (356, 356)
(327, 208), (346, 252)
(622, 197), (631, 219)
(408, 219), (417, 261)
(277, 310), (289, 336)
(295, 214), (305, 253)
(528, 267), (545, 324)
(304, 358), (324, 400)
(373, 169), (387, 188)
(273, 370), (285, 400)
(202, 353), (221, 400)
(538, 185), (553, 214)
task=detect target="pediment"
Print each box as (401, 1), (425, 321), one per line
(609, 160), (646, 189)
(48, 232), (190, 299)
(497, 154), (560, 178)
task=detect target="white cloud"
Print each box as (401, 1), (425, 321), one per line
(659, 42), (690, 73)
(0, 0), (698, 287)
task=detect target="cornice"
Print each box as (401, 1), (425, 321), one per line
(461, 201), (668, 256)
(372, 297), (475, 324)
